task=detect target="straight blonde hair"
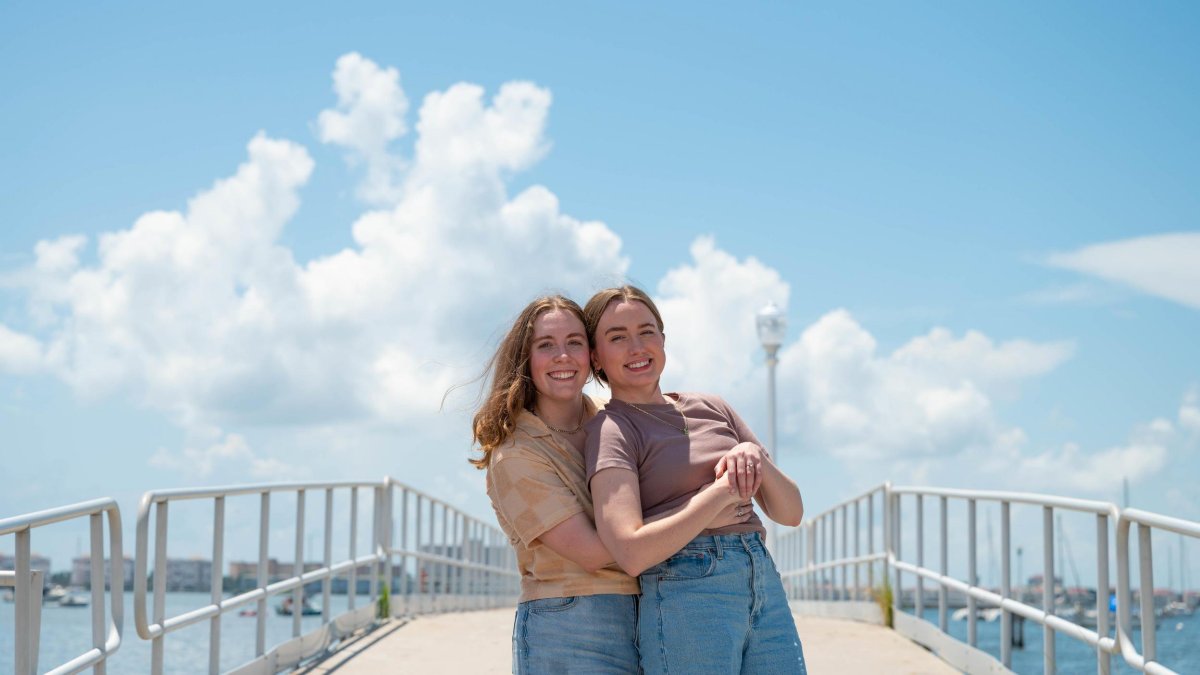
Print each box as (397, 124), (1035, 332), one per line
(581, 285), (664, 386)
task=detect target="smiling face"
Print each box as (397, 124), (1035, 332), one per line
(592, 299), (667, 403)
(528, 308), (591, 406)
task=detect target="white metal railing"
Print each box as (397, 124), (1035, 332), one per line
(777, 483), (1199, 675)
(129, 476), (519, 674)
(1116, 509), (1200, 675)
(0, 498), (123, 675)
(381, 478), (519, 617)
(134, 480), (388, 675)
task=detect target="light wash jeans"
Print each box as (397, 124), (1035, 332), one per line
(512, 592), (639, 674)
(638, 533), (807, 674)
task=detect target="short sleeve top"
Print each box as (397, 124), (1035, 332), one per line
(486, 396), (638, 602)
(585, 392), (766, 538)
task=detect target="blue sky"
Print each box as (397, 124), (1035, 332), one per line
(1, 3), (1198, 584)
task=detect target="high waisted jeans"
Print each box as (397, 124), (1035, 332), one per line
(638, 533), (807, 674)
(512, 593), (639, 674)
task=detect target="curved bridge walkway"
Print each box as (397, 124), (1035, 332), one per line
(300, 609), (958, 674)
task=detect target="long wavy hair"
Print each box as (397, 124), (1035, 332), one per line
(581, 285), (665, 386)
(470, 295), (589, 469)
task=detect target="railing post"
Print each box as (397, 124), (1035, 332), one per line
(348, 485), (355, 612)
(892, 492), (901, 621)
(1137, 524), (1156, 664)
(1096, 513), (1110, 675)
(939, 496), (947, 633)
(867, 491), (875, 595)
(968, 498), (977, 647)
(1043, 505), (1056, 675)
(916, 495), (924, 620)
(209, 496), (224, 675)
(256, 492), (269, 657)
(293, 489), (305, 637)
(854, 498), (861, 601)
(15, 528), (32, 675)
(1001, 500), (1012, 668)
(90, 511), (107, 675)
(153, 501), (168, 675)
(841, 505), (848, 601)
(323, 488), (334, 624)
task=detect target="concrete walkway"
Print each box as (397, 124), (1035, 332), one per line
(301, 609), (960, 674)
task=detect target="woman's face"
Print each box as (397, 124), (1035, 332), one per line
(592, 299), (666, 398)
(528, 309), (590, 406)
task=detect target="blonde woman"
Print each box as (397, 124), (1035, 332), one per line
(583, 285), (808, 674)
(472, 294), (750, 674)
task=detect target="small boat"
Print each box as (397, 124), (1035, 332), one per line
(238, 608), (257, 617)
(59, 590), (90, 607)
(44, 585), (68, 603)
(275, 596), (321, 616)
(951, 607), (1003, 622)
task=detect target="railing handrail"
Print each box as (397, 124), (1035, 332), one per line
(1, 497), (123, 675)
(779, 483), (1198, 675)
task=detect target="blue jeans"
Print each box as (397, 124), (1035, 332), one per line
(512, 593), (639, 674)
(638, 533), (807, 674)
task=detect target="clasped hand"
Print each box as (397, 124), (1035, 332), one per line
(714, 441), (767, 500)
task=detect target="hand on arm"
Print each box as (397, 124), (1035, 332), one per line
(716, 442), (804, 527)
(592, 468), (744, 577)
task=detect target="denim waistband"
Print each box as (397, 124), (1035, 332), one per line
(681, 532), (765, 552)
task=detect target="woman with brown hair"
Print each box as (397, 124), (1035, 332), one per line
(472, 294), (750, 674)
(583, 285), (808, 674)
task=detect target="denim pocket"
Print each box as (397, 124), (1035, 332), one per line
(527, 595), (577, 613)
(659, 548), (716, 580)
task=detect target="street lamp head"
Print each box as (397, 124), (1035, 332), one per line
(756, 301), (787, 349)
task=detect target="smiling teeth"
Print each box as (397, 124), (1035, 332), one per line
(628, 360), (649, 369)
(549, 372), (576, 380)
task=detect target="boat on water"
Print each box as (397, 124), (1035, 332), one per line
(275, 596), (321, 616)
(951, 606), (1004, 622)
(58, 589), (89, 608)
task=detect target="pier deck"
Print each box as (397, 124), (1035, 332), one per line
(300, 609), (960, 674)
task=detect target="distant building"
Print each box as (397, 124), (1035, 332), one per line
(0, 553), (52, 576)
(70, 557), (135, 590)
(164, 558), (212, 592)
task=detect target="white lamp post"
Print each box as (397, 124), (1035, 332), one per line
(756, 302), (786, 547)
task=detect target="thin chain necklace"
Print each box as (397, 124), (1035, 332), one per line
(537, 406), (585, 435)
(625, 396), (689, 436)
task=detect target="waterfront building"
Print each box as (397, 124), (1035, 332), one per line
(165, 558), (212, 592)
(0, 552), (51, 576)
(70, 556), (135, 590)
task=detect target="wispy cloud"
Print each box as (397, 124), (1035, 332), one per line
(1046, 232), (1200, 310)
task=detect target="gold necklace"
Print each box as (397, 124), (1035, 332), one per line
(537, 406), (585, 434)
(625, 397), (689, 436)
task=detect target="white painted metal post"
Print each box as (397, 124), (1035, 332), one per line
(293, 489), (305, 637)
(91, 512), (107, 675)
(1001, 501), (1012, 668)
(15, 529), (31, 675)
(1043, 506), (1056, 675)
(209, 496), (224, 675)
(348, 485), (355, 612)
(323, 489), (333, 623)
(153, 501), (168, 675)
(968, 499), (977, 647)
(939, 496), (948, 633)
(256, 492), (269, 656)
(1138, 524), (1156, 664)
(916, 495), (924, 620)
(1096, 513), (1110, 675)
